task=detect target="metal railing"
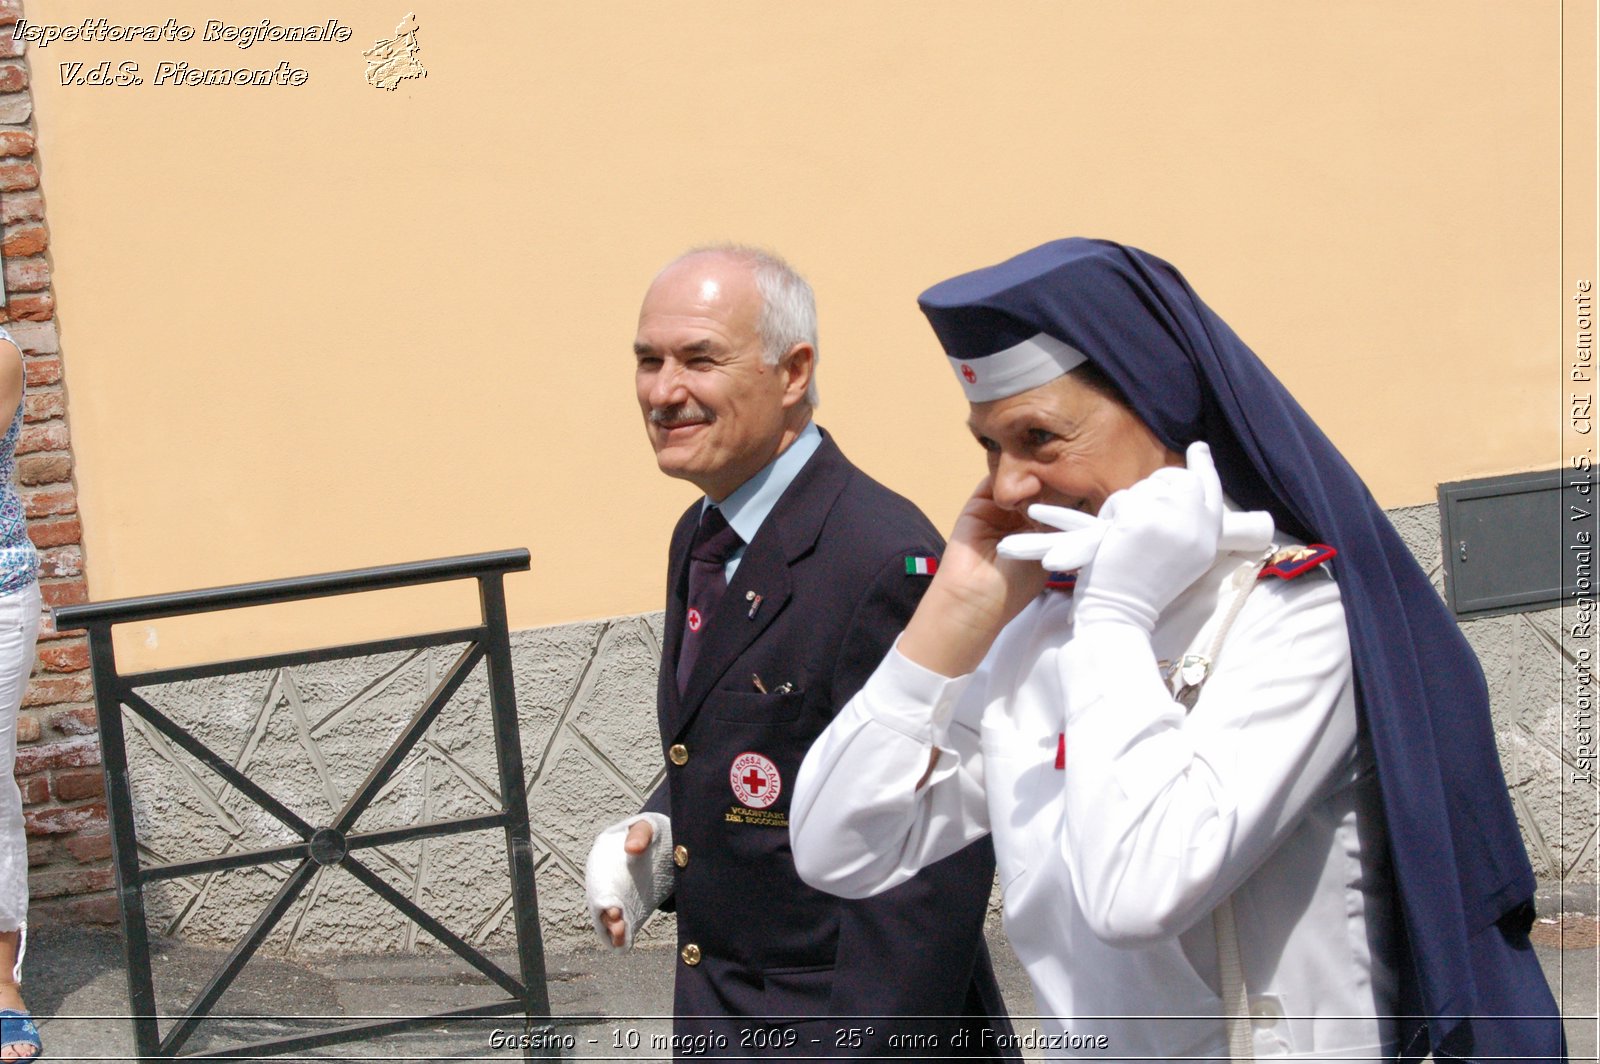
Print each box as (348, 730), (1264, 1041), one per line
(55, 549), (555, 1061)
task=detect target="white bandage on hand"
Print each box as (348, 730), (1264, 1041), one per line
(584, 812), (674, 950)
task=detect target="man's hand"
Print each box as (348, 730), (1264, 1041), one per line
(585, 812), (674, 950)
(600, 820), (656, 946)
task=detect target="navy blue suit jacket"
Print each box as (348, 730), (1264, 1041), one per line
(646, 431), (1014, 1059)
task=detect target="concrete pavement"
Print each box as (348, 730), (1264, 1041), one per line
(18, 884), (1599, 1062)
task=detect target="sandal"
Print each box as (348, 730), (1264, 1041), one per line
(0, 1009), (41, 1060)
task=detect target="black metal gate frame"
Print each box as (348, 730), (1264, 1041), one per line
(54, 549), (555, 1061)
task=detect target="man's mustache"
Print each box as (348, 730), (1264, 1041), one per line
(649, 405), (715, 428)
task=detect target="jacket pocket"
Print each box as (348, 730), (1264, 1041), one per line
(712, 690), (806, 724)
(758, 962), (833, 1012)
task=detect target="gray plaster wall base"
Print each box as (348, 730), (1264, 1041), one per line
(1389, 504), (1596, 883)
(117, 505), (1591, 957)
(127, 615), (672, 956)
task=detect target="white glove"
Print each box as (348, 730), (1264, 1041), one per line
(584, 812), (674, 950)
(999, 443), (1275, 632)
(998, 506), (1274, 573)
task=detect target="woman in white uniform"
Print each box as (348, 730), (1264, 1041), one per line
(790, 240), (1562, 1062)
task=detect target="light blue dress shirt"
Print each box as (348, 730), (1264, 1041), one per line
(703, 421), (822, 582)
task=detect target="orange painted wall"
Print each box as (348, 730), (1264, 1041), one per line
(18, 1), (1571, 666)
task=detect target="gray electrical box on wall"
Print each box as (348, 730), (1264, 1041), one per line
(1438, 469), (1592, 617)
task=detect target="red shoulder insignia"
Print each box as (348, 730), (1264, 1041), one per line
(1044, 571), (1077, 592)
(1258, 543), (1337, 580)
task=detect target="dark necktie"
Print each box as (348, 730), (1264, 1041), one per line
(677, 506), (743, 693)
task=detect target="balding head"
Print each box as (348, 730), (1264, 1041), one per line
(659, 245), (820, 407)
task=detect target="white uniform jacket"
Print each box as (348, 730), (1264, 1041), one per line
(791, 546), (1398, 1061)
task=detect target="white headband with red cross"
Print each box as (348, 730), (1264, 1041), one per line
(946, 331), (1089, 402)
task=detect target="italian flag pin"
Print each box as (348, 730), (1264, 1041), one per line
(905, 555), (938, 576)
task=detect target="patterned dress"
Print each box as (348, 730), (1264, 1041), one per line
(0, 325), (37, 593)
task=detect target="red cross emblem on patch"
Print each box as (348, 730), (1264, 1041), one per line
(961, 364), (977, 383)
(686, 607), (703, 632)
(729, 751), (781, 809)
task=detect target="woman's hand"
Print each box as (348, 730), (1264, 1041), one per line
(899, 476), (1048, 678)
(1074, 441), (1234, 632)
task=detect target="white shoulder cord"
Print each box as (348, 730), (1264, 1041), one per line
(1167, 551), (1272, 1064)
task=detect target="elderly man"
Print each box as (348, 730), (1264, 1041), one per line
(585, 246), (1013, 1058)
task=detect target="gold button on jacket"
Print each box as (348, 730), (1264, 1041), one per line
(680, 943), (701, 966)
(673, 844), (689, 867)
(668, 744), (689, 765)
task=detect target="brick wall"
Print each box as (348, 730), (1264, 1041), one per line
(0, 0), (113, 926)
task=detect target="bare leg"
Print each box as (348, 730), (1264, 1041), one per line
(0, 930), (17, 1004)
(0, 928), (33, 1060)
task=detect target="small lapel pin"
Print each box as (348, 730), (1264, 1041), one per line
(746, 590), (763, 618)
